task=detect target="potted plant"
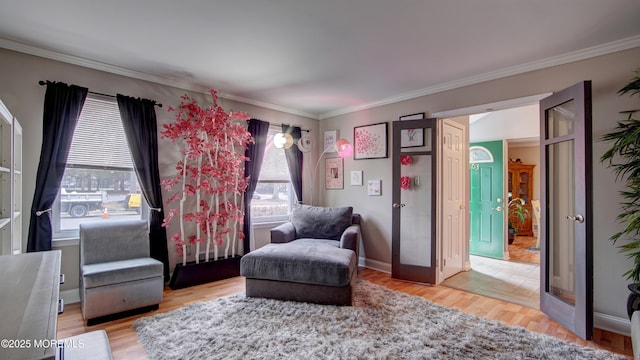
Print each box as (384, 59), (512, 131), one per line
(600, 69), (640, 318)
(507, 192), (529, 245)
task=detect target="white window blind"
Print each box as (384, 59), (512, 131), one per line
(67, 96), (133, 169)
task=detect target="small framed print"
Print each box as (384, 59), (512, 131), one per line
(399, 113), (425, 148)
(401, 128), (425, 148)
(324, 130), (337, 152)
(350, 170), (363, 186)
(367, 180), (381, 196)
(325, 157), (343, 189)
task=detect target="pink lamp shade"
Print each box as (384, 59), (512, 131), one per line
(335, 138), (352, 158)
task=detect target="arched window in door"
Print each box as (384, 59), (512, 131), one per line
(469, 146), (494, 163)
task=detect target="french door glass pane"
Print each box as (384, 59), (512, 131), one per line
(400, 154), (432, 266)
(547, 139), (576, 305)
(546, 100), (575, 139)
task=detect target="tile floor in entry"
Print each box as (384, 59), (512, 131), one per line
(442, 236), (540, 309)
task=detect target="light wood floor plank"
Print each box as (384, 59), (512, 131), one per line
(56, 268), (633, 359)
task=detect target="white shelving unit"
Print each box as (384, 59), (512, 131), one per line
(0, 99), (22, 255)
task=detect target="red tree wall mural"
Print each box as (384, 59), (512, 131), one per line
(161, 90), (253, 266)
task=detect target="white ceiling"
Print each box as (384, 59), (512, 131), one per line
(1, 0), (640, 119)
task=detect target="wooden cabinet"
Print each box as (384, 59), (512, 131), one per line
(508, 163), (534, 236)
(0, 99), (22, 255)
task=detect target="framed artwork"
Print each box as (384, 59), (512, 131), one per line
(324, 130), (337, 152)
(354, 122), (388, 160)
(350, 170), (363, 186)
(367, 180), (381, 196)
(399, 112), (425, 121)
(325, 157), (343, 189)
(399, 113), (425, 148)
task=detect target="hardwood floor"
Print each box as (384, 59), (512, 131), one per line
(508, 235), (540, 264)
(57, 268), (633, 359)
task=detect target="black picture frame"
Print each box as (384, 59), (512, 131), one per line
(354, 122), (388, 160)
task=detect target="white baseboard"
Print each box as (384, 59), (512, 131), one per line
(594, 312), (631, 337)
(60, 288), (80, 305)
(360, 257), (391, 274)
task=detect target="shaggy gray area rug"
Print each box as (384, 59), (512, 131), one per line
(134, 280), (625, 360)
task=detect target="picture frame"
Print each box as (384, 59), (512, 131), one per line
(325, 157), (343, 189)
(367, 180), (381, 196)
(399, 112), (425, 121)
(324, 130), (337, 153)
(350, 170), (363, 186)
(399, 113), (425, 148)
(354, 122), (388, 160)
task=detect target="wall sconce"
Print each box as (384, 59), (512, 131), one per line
(273, 132), (294, 149)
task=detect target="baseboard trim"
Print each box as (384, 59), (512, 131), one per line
(361, 257), (391, 274)
(61, 288), (80, 305)
(594, 312), (631, 337)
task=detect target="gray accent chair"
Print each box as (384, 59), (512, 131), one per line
(241, 205), (360, 306)
(80, 220), (163, 323)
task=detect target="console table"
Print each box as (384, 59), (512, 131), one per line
(0, 251), (61, 360)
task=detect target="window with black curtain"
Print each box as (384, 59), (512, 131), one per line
(52, 95), (145, 239)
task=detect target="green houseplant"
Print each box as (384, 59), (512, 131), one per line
(600, 69), (640, 317)
(507, 192), (529, 244)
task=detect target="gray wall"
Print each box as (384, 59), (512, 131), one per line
(0, 48), (319, 292)
(319, 46), (640, 323)
(2, 44), (640, 328)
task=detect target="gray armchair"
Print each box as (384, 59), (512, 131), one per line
(79, 220), (163, 324)
(270, 205), (361, 256)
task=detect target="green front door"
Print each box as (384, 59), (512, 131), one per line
(469, 141), (504, 259)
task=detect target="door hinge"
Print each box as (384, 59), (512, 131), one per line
(443, 259), (447, 267)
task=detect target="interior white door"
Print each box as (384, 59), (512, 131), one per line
(441, 119), (466, 280)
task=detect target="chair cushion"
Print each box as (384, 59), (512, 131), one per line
(290, 205), (353, 240)
(82, 258), (163, 289)
(241, 242), (356, 287)
(291, 238), (340, 248)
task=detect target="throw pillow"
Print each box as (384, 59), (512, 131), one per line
(291, 205), (353, 240)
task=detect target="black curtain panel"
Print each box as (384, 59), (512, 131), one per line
(243, 119), (270, 254)
(282, 125), (303, 203)
(117, 94), (170, 280)
(27, 81), (88, 252)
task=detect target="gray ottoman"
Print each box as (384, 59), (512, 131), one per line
(240, 242), (357, 306)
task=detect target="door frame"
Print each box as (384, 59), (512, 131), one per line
(432, 92), (552, 272)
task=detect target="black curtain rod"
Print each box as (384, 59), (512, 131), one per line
(38, 80), (162, 108)
(269, 122), (310, 133)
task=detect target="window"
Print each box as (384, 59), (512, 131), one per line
(250, 129), (294, 222)
(52, 96), (145, 239)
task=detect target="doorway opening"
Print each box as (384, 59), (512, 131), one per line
(441, 102), (543, 309)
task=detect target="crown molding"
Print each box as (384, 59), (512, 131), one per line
(0, 37), (317, 119)
(4, 34), (640, 122)
(319, 35), (640, 120)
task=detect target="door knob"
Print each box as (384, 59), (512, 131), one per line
(492, 206), (503, 212)
(566, 214), (585, 223)
(496, 198), (502, 203)
(392, 203), (406, 208)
